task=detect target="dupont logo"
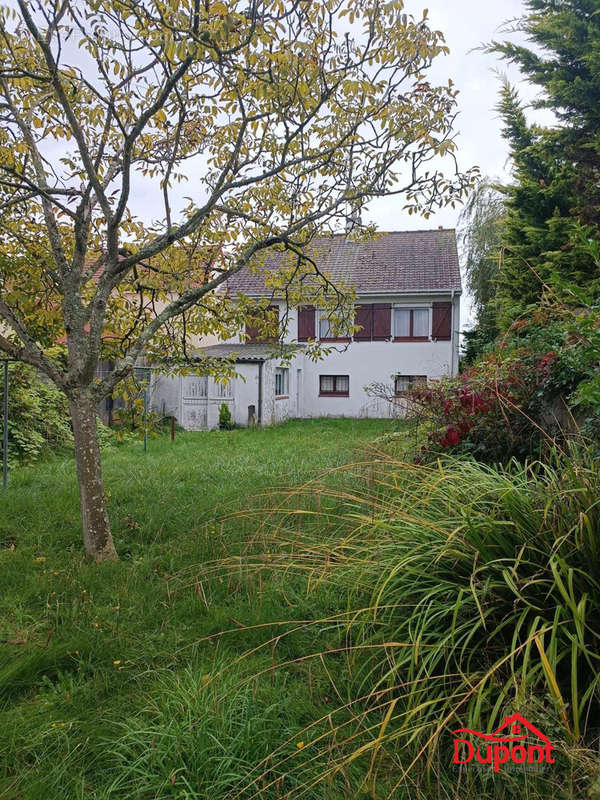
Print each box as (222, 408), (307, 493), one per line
(452, 712), (555, 772)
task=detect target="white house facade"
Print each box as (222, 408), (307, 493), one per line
(150, 229), (461, 429)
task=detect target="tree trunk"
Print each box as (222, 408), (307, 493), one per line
(70, 391), (118, 562)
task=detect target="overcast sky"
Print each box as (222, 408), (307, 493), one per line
(360, 0), (544, 327)
(367, 0), (533, 234)
(11, 0), (539, 328)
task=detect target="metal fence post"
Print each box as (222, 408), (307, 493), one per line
(143, 383), (148, 453)
(3, 360), (8, 488)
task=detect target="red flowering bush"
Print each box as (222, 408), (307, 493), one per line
(408, 348), (558, 463)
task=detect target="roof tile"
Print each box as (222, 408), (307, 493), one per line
(227, 229), (461, 296)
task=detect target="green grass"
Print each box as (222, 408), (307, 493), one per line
(2, 420), (598, 799)
(0, 418), (394, 799)
(215, 446), (600, 800)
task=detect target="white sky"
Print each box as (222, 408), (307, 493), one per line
(9, 0), (539, 329)
(368, 0), (531, 233)
(362, 0), (542, 327)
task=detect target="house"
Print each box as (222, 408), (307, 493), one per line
(150, 229), (461, 429)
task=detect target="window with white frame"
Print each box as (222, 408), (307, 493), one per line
(319, 315), (332, 339)
(275, 367), (289, 397)
(394, 375), (427, 395)
(187, 376), (208, 398)
(393, 307), (430, 339)
(319, 312), (352, 340)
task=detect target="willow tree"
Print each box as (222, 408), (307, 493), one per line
(0, 0), (475, 561)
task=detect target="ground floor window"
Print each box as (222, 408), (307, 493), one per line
(319, 374), (349, 396)
(275, 367), (289, 397)
(394, 375), (427, 395)
(215, 380), (232, 398)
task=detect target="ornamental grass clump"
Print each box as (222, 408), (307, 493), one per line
(198, 443), (600, 797)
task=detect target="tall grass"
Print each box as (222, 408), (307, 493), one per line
(177, 444), (600, 798)
(2, 422), (599, 798)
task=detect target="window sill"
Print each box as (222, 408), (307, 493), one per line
(353, 337), (392, 342)
(275, 395), (289, 400)
(320, 337), (351, 343)
(319, 392), (349, 398)
(393, 337), (429, 342)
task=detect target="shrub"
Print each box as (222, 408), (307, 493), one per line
(411, 296), (600, 463)
(409, 347), (552, 462)
(218, 402), (234, 430)
(110, 373), (163, 440)
(0, 362), (72, 465)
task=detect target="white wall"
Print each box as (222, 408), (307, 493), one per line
(231, 363), (260, 427)
(151, 293), (459, 428)
(150, 372), (180, 418)
(150, 372), (235, 430)
(298, 340), (451, 419)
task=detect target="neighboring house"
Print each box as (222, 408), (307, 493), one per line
(150, 229), (461, 429)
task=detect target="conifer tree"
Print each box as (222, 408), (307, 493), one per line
(487, 1), (600, 318)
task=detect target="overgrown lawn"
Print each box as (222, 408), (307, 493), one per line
(0, 418), (393, 799)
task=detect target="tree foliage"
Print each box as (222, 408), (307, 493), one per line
(493, 82), (598, 317)
(0, 0), (475, 559)
(458, 179), (505, 312)
(486, 2), (600, 319)
(457, 178), (505, 363)
(491, 0), (600, 227)
(0, 361), (73, 465)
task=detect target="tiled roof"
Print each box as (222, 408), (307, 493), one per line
(193, 343), (304, 362)
(227, 229), (461, 296)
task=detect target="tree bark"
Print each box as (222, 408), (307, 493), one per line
(70, 391), (118, 562)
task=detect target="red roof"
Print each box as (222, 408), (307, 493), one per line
(227, 229), (461, 296)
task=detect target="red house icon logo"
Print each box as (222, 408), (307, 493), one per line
(452, 713), (555, 772)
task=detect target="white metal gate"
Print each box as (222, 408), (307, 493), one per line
(180, 376), (208, 430)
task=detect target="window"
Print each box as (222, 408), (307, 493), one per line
(394, 375), (427, 395)
(187, 376), (208, 398)
(393, 307), (430, 340)
(275, 368), (289, 397)
(215, 380), (232, 398)
(319, 313), (351, 341)
(319, 375), (349, 396)
(319, 315), (332, 339)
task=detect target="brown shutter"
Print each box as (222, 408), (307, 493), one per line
(264, 305), (279, 343)
(354, 304), (373, 340)
(432, 302), (452, 340)
(245, 318), (260, 343)
(372, 303), (391, 340)
(245, 305), (279, 343)
(297, 305), (315, 342)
